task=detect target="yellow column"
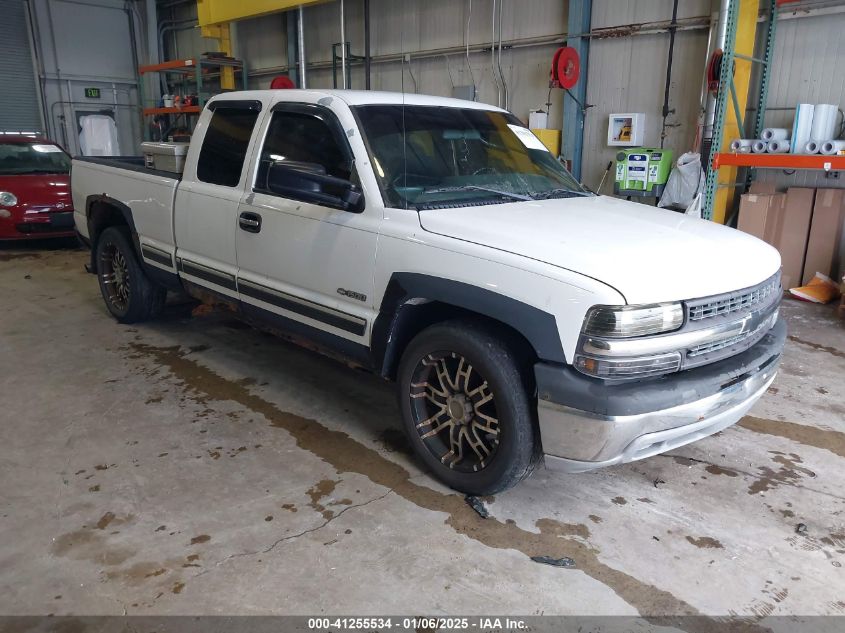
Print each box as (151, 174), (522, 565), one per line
(713, 0), (759, 224)
(200, 23), (235, 90)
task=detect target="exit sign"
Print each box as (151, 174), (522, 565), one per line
(85, 87), (101, 99)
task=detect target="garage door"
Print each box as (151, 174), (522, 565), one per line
(0, 0), (42, 132)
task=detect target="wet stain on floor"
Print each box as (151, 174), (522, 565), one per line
(748, 452), (816, 495)
(377, 427), (413, 455)
(787, 335), (845, 360)
(105, 560), (173, 585)
(0, 252), (41, 262)
(739, 416), (845, 460)
(96, 512), (116, 530)
(705, 465), (738, 477)
(685, 536), (724, 549)
(51, 527), (136, 566)
(125, 341), (778, 628)
(306, 479), (340, 520)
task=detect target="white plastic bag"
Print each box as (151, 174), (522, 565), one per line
(79, 114), (120, 156)
(658, 151), (704, 211)
(684, 193), (702, 218)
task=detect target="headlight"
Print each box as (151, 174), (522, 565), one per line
(575, 302), (685, 379)
(582, 302), (683, 338)
(574, 352), (682, 379)
(0, 191), (18, 207)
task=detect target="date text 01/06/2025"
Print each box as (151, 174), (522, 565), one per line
(307, 617), (528, 630)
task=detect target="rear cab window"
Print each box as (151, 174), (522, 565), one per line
(196, 102), (262, 187)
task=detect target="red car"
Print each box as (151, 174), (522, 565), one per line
(0, 134), (75, 240)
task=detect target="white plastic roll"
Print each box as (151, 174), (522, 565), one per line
(791, 103), (815, 153)
(730, 139), (754, 153)
(820, 140), (845, 155)
(810, 104), (837, 141)
(752, 140), (768, 154)
(805, 140), (821, 154)
(762, 128), (789, 141)
(767, 140), (791, 153)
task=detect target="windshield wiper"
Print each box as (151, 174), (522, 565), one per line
(421, 185), (533, 202)
(531, 188), (593, 200)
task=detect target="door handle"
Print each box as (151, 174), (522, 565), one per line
(239, 212), (262, 233)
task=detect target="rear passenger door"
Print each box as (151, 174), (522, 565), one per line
(235, 102), (380, 347)
(174, 100), (263, 299)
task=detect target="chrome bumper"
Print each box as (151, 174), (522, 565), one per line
(540, 353), (779, 473)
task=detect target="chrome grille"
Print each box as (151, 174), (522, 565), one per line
(688, 273), (781, 322)
(687, 310), (778, 357)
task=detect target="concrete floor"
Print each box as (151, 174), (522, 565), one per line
(1, 241), (844, 621)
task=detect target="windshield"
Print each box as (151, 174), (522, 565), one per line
(0, 142), (71, 175)
(354, 105), (590, 209)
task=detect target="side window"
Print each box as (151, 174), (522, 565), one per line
(255, 110), (351, 189)
(197, 106), (260, 187)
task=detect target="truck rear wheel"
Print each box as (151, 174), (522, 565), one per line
(397, 320), (541, 495)
(95, 226), (166, 323)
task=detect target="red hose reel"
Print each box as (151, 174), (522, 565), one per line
(550, 46), (580, 90)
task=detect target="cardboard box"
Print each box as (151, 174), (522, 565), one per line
(803, 189), (845, 284)
(748, 181), (778, 195)
(778, 188), (815, 290)
(738, 192), (785, 244)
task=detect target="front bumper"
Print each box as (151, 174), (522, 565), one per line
(537, 318), (785, 473)
(0, 210), (75, 239)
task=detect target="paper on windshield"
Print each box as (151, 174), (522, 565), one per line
(32, 144), (64, 153)
(507, 125), (549, 152)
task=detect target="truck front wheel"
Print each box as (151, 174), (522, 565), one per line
(397, 320), (541, 495)
(95, 226), (166, 323)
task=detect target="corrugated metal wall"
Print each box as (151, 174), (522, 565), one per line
(582, 2), (845, 195)
(168, 0), (568, 127)
(28, 0), (141, 155)
(165, 0), (845, 199)
(581, 0), (712, 190)
(0, 0), (42, 131)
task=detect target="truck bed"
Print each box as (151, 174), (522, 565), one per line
(71, 155), (180, 252)
(73, 155), (181, 181)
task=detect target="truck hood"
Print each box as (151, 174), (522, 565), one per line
(418, 194), (781, 305)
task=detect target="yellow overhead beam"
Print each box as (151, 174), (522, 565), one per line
(712, 0), (759, 224)
(200, 22), (235, 89)
(196, 0), (324, 27)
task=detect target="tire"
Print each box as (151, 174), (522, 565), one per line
(95, 226), (166, 323)
(397, 319), (541, 495)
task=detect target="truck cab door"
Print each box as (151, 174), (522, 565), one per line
(174, 100), (263, 300)
(235, 102), (379, 348)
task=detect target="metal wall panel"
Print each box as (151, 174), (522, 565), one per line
(168, 0), (845, 198)
(0, 0), (42, 131)
(592, 0), (711, 29)
(581, 25), (710, 189)
(174, 0), (568, 126)
(28, 0), (140, 154)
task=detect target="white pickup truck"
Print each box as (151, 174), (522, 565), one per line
(72, 89), (785, 494)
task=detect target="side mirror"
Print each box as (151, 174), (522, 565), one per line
(266, 161), (364, 213)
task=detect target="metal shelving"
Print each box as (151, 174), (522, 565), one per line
(138, 56), (247, 139)
(703, 0), (845, 221)
(713, 153), (845, 171)
(703, 0), (779, 221)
